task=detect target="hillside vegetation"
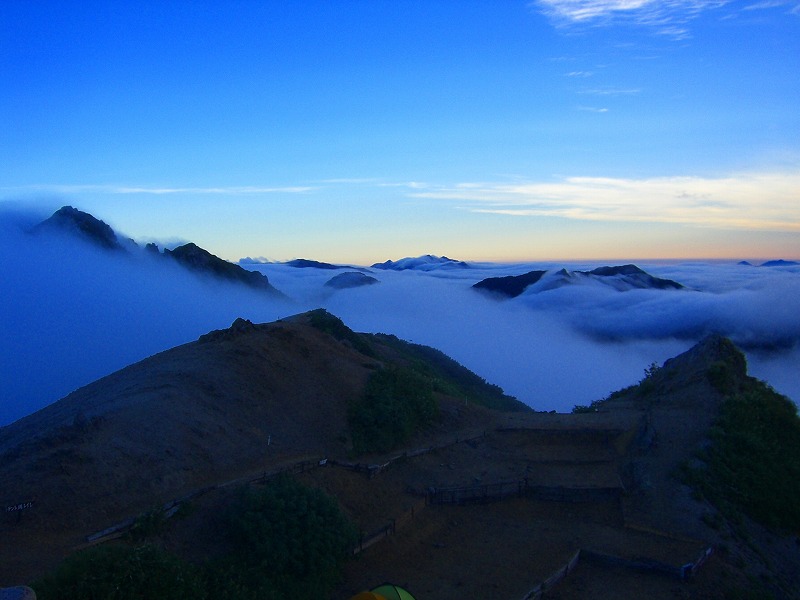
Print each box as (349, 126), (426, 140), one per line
(33, 476), (356, 600)
(683, 371), (800, 533)
(305, 309), (528, 455)
(348, 364), (439, 455)
(367, 331), (527, 412)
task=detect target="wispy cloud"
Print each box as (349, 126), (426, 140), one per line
(531, 0), (732, 37)
(409, 171), (800, 231)
(376, 181), (431, 189)
(578, 87), (641, 95)
(5, 184), (316, 195)
(316, 178), (380, 185)
(743, 0), (799, 11)
(116, 186), (316, 194)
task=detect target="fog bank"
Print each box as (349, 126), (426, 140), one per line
(2, 209), (798, 426)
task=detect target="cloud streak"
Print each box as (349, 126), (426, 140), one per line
(531, 0), (732, 37)
(3, 184), (316, 196)
(410, 171), (800, 231)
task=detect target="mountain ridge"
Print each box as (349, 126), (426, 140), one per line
(473, 264), (684, 298)
(29, 206), (285, 297)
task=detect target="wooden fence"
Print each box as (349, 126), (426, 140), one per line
(426, 478), (623, 506)
(427, 479), (526, 505)
(518, 544), (713, 600)
(352, 498), (426, 556)
(520, 550), (581, 600)
(84, 458), (327, 545)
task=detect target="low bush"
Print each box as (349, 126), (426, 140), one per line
(32, 544), (204, 600)
(349, 365), (439, 455)
(33, 477), (356, 600)
(370, 333), (527, 411)
(215, 474), (357, 599)
(682, 381), (800, 532)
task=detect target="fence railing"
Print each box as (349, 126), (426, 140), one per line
(520, 550), (581, 600)
(352, 498), (426, 556)
(518, 544), (713, 600)
(426, 477), (624, 506)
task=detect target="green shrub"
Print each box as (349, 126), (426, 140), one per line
(370, 333), (527, 411)
(33, 477), (357, 600)
(215, 475), (357, 599)
(32, 544), (205, 600)
(348, 365), (439, 455)
(707, 360), (737, 395)
(683, 382), (800, 532)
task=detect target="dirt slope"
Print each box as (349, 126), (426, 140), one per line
(0, 314), (376, 581)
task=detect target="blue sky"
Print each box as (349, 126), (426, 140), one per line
(2, 0), (798, 263)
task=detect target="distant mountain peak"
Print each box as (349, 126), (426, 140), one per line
(372, 254), (470, 271)
(578, 264), (683, 290)
(286, 258), (341, 270)
(585, 264), (644, 277)
(472, 270), (547, 298)
(760, 259), (799, 267)
(33, 205), (124, 251)
(164, 243), (285, 297)
(29, 206), (289, 298)
(473, 263), (684, 299)
(324, 271), (380, 290)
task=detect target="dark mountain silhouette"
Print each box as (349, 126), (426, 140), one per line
(472, 270), (547, 298)
(372, 255), (470, 271)
(30, 206), (286, 297)
(324, 271), (380, 289)
(580, 264), (683, 290)
(761, 259), (799, 267)
(31, 205), (127, 251)
(163, 243), (284, 296)
(473, 264), (684, 298)
(286, 258), (345, 269)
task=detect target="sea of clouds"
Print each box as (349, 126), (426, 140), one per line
(2, 206), (798, 426)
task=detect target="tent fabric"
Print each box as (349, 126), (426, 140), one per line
(348, 593), (386, 600)
(371, 584), (417, 600)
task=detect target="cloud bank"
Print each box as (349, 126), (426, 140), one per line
(0, 209), (296, 426)
(411, 172), (800, 231)
(1, 206), (798, 427)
